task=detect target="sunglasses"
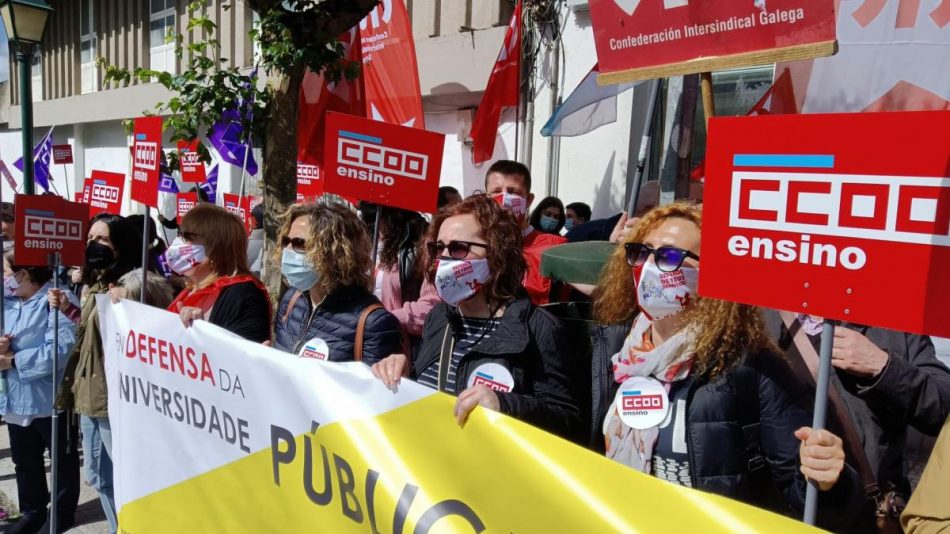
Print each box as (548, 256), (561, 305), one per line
(426, 240), (488, 260)
(625, 243), (700, 272)
(281, 236), (308, 251)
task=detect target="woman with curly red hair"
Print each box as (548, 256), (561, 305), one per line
(594, 201), (863, 528)
(372, 194), (580, 437)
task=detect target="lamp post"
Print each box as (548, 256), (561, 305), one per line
(0, 0), (53, 195)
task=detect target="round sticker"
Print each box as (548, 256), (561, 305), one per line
(298, 337), (330, 361)
(466, 363), (515, 393)
(614, 376), (670, 429)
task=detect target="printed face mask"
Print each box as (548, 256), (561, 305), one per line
(164, 237), (207, 276)
(492, 192), (528, 221)
(540, 215), (559, 232)
(634, 261), (699, 321)
(281, 248), (320, 292)
(3, 275), (19, 297)
(434, 258), (491, 306)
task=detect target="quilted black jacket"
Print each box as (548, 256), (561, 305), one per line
(273, 285), (402, 365)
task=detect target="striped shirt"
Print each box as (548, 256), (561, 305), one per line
(418, 317), (496, 393)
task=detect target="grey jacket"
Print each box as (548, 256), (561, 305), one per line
(763, 310), (950, 497)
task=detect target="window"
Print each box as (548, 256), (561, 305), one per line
(149, 0), (176, 73)
(80, 0), (97, 94)
(30, 47), (42, 102)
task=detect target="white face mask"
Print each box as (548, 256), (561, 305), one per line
(434, 258), (491, 306)
(634, 261), (700, 321)
(492, 192), (528, 221)
(3, 275), (19, 297)
(164, 237), (208, 276)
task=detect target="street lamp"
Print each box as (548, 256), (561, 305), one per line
(0, 0), (53, 195)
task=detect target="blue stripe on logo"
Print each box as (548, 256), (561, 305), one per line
(622, 390), (642, 396)
(476, 372), (493, 380)
(25, 209), (55, 216)
(339, 130), (383, 145)
(733, 154), (835, 169)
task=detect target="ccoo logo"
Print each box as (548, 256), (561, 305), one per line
(359, 0), (392, 30)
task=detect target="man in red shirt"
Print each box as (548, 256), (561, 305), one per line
(485, 160), (566, 305)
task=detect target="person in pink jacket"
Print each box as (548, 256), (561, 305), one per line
(374, 206), (440, 352)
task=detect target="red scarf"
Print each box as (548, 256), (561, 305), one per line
(168, 274), (271, 323)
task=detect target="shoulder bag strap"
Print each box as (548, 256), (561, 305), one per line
(733, 365), (766, 472)
(778, 311), (881, 498)
(436, 324), (455, 393)
(354, 303), (385, 362)
(281, 290), (303, 325)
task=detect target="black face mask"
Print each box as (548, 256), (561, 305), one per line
(85, 242), (115, 270)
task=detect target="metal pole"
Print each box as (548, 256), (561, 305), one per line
(544, 36), (561, 198)
(626, 79), (662, 216)
(48, 251), (62, 534)
(803, 319), (836, 525)
(18, 44), (35, 196)
(61, 164), (70, 200)
(140, 206), (149, 304)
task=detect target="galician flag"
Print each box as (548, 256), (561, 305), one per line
(541, 64), (637, 137)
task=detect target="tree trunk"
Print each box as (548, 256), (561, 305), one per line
(261, 62), (306, 299)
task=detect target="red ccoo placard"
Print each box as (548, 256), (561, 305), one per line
(53, 144), (74, 165)
(323, 112), (444, 214)
(176, 192), (198, 224)
(701, 111), (950, 338)
(222, 193), (252, 234)
(14, 194), (88, 266)
(88, 170), (125, 218)
(178, 139), (207, 183)
(131, 116), (162, 208)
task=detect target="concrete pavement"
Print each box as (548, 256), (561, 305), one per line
(0, 422), (107, 534)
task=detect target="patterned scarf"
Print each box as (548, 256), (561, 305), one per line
(605, 314), (693, 475)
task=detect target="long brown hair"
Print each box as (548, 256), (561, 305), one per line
(425, 194), (526, 305)
(180, 204), (250, 277)
(593, 201), (774, 380)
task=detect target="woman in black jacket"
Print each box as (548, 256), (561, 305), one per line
(592, 201), (863, 529)
(372, 194), (580, 439)
(169, 204), (270, 343)
(273, 203), (402, 364)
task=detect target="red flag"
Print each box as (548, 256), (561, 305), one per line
(296, 31), (363, 201)
(360, 0), (424, 128)
(747, 70), (798, 116)
(470, 3), (522, 164)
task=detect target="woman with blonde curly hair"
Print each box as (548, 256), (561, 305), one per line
(595, 201), (862, 527)
(272, 202), (401, 364)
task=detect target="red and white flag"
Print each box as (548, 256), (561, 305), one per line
(360, 0), (425, 128)
(746, 70), (798, 116)
(471, 2), (522, 164)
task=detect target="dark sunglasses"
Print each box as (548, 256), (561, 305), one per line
(625, 243), (700, 272)
(426, 240), (488, 260)
(281, 236), (308, 251)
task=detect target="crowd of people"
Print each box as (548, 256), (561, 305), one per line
(0, 158), (947, 533)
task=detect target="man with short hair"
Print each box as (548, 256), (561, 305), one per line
(1, 202), (14, 252)
(563, 202), (591, 234)
(484, 160), (565, 305)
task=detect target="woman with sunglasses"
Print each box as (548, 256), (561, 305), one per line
(593, 202), (861, 527)
(371, 194), (580, 437)
(169, 204), (270, 343)
(273, 203), (402, 364)
(58, 213), (142, 534)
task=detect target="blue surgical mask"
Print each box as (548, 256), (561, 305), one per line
(281, 248), (320, 292)
(564, 218), (575, 231)
(540, 215), (559, 232)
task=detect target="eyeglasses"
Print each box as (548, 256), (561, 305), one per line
(426, 240), (488, 260)
(625, 243), (700, 272)
(281, 236), (308, 252)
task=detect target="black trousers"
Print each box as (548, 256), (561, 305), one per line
(7, 415), (80, 523)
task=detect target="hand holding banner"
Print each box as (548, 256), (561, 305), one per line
(100, 298), (820, 534)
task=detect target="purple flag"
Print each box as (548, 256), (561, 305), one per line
(199, 165), (218, 203)
(208, 68), (258, 176)
(157, 154), (179, 193)
(13, 128), (53, 191)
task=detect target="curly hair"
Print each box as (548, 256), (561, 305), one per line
(274, 202), (372, 295)
(425, 194), (526, 305)
(592, 201), (775, 381)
